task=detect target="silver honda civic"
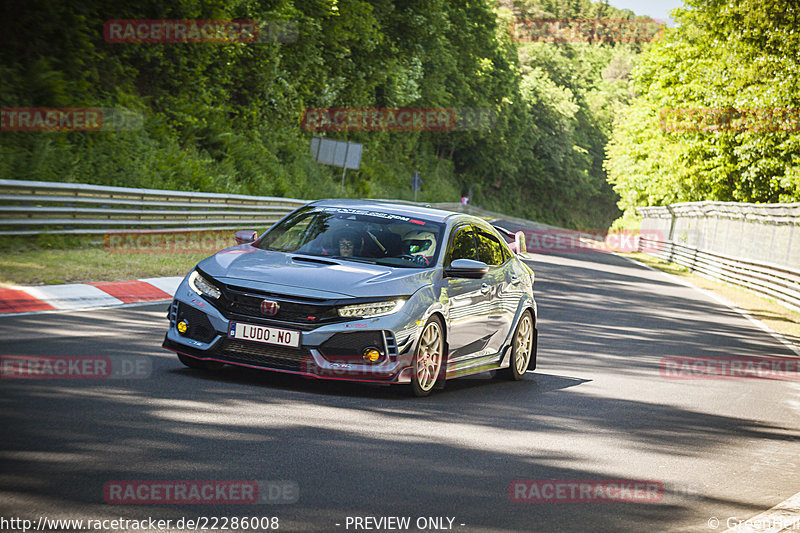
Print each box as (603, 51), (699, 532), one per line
(163, 199), (537, 396)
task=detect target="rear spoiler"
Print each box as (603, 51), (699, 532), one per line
(492, 225), (527, 255)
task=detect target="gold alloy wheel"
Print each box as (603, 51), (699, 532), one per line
(412, 318), (443, 395)
(498, 309), (534, 380)
(514, 312), (533, 375)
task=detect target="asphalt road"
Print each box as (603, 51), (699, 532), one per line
(1, 250), (799, 532)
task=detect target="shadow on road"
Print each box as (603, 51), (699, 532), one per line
(1, 249), (799, 532)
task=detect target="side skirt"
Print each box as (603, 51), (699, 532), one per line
(445, 349), (508, 380)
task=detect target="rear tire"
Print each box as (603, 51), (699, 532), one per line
(410, 316), (444, 397)
(177, 352), (224, 371)
(499, 310), (534, 380)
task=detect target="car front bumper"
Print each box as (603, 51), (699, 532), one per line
(163, 281), (422, 384)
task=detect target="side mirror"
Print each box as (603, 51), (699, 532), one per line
(234, 230), (258, 245)
(444, 258), (489, 279)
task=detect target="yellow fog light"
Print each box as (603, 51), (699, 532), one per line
(362, 348), (381, 362)
(177, 320), (189, 335)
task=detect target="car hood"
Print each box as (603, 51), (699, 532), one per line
(197, 245), (437, 299)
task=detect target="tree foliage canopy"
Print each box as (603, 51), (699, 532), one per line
(605, 0), (800, 219)
(1, 0), (663, 228)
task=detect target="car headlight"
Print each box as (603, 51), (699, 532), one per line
(337, 299), (406, 318)
(188, 270), (221, 300)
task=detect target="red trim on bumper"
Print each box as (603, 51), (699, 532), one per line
(165, 346), (400, 384)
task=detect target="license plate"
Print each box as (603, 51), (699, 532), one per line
(228, 322), (301, 348)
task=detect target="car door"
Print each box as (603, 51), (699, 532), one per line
(474, 226), (516, 355)
(442, 224), (494, 362)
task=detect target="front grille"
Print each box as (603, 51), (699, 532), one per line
(218, 338), (309, 371)
(218, 285), (341, 328)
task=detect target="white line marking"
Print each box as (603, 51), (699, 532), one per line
(623, 253), (800, 532)
(617, 254), (800, 357)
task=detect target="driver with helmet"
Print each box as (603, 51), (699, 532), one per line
(402, 230), (437, 265)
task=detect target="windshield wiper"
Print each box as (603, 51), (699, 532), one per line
(373, 258), (421, 268)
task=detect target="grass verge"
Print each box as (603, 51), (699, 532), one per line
(0, 234), (228, 286)
(621, 252), (800, 350)
(0, 247), (208, 286)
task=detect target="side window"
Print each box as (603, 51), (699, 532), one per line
(476, 229), (506, 266)
(446, 226), (477, 265)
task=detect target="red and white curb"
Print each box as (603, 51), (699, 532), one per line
(0, 277), (182, 316)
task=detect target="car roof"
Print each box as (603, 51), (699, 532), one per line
(306, 198), (471, 224)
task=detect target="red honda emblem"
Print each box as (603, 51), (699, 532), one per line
(260, 300), (279, 316)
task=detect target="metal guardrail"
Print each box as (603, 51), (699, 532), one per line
(638, 201), (800, 312)
(16, 179), (795, 310)
(0, 179), (558, 238)
(0, 179), (308, 235)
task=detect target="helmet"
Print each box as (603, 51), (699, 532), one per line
(403, 230), (436, 257)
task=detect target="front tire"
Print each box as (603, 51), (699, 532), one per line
(500, 310), (534, 380)
(410, 316), (444, 397)
(177, 352), (224, 371)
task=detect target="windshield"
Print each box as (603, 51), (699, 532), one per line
(256, 206), (445, 268)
